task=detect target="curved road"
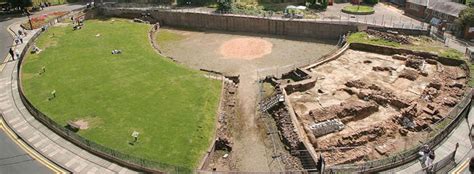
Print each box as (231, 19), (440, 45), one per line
(0, 4), (84, 174)
(0, 128), (52, 174)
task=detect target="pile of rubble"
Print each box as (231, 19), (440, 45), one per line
(365, 29), (410, 44)
(215, 81), (238, 151)
(316, 125), (390, 148)
(393, 54), (434, 80)
(269, 106), (301, 150)
(309, 99), (379, 123)
(323, 148), (370, 165)
(281, 153), (304, 170)
(343, 80), (411, 109)
(399, 68), (420, 80)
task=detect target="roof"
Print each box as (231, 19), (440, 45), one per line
(407, 0), (467, 17)
(407, 0), (428, 6)
(428, 1), (467, 17)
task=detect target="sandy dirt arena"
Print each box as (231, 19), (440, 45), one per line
(158, 28), (338, 75)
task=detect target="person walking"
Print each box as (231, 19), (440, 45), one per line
(14, 49), (20, 60)
(14, 37), (19, 45)
(9, 47), (14, 60)
(418, 145), (429, 168)
(425, 150), (435, 173)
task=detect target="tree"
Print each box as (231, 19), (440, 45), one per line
(320, 0), (327, 9)
(7, 0), (32, 10)
(217, 0), (232, 12)
(456, 7), (474, 28)
(364, 0), (378, 5)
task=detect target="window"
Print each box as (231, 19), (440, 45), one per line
(408, 3), (419, 11)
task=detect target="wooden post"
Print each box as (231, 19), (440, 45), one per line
(453, 142), (459, 160)
(470, 124), (474, 139)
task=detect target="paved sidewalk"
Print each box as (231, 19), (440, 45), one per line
(0, 22), (138, 173)
(381, 106), (473, 173)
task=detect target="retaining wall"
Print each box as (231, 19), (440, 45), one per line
(99, 7), (358, 40)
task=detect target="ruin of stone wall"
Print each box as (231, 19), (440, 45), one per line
(349, 43), (468, 68)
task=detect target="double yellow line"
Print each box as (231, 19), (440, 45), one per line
(0, 119), (68, 174)
(452, 158), (470, 174)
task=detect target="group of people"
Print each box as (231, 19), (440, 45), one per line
(9, 47), (19, 61)
(72, 16), (85, 30)
(38, 2), (52, 10)
(9, 29), (28, 61)
(419, 145), (436, 172)
(14, 29), (27, 45)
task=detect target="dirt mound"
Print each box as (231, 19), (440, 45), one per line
(219, 37), (273, 60)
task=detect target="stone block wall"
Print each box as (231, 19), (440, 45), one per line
(99, 7), (359, 39)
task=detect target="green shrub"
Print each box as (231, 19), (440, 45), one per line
(230, 2), (265, 15)
(321, 0), (327, 9)
(216, 0), (232, 12)
(363, 0), (378, 5)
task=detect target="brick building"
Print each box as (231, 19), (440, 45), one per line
(405, 0), (467, 22)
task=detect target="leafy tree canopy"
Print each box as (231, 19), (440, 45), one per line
(7, 0), (32, 9)
(456, 7), (474, 28)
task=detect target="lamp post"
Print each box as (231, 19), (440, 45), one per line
(26, 10), (33, 30)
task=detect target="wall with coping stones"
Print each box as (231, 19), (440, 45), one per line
(98, 7), (359, 39)
(349, 43), (468, 67)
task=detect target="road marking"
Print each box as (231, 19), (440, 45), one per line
(453, 159), (470, 174)
(0, 119), (67, 173)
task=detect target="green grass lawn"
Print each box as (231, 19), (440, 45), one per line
(21, 19), (222, 170)
(342, 5), (375, 13)
(347, 32), (401, 47)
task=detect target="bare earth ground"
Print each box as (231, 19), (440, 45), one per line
(158, 28), (337, 171)
(219, 38), (273, 60)
(159, 28), (337, 75)
(288, 50), (468, 165)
